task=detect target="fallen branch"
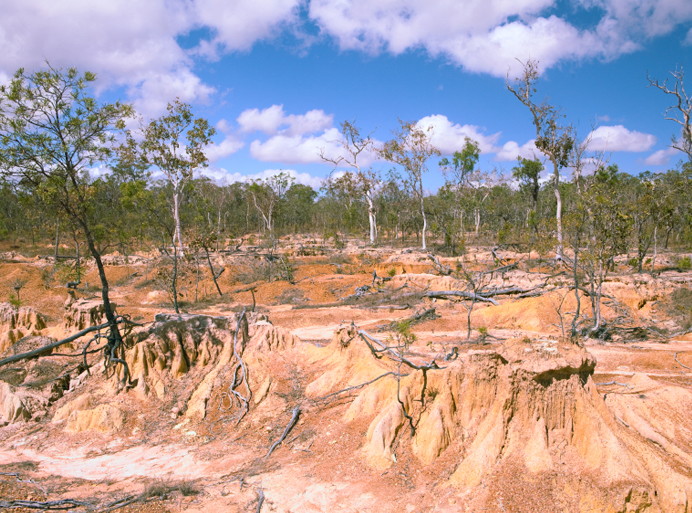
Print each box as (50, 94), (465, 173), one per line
(312, 372), (406, 405)
(427, 254), (452, 275)
(674, 352), (691, 370)
(0, 499), (90, 510)
(265, 406), (301, 460)
(0, 320), (119, 368)
(377, 307), (439, 331)
(358, 330), (444, 371)
(596, 381), (630, 387)
(424, 290), (499, 305)
(255, 488), (265, 513)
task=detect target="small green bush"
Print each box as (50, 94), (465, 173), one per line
(677, 256), (691, 270)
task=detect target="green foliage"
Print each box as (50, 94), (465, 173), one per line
(678, 256), (692, 270)
(8, 293), (20, 308)
(387, 268), (396, 277)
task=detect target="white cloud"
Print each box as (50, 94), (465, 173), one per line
(250, 127), (345, 164)
(587, 125), (656, 152)
(205, 168), (325, 189)
(495, 139), (541, 161)
(415, 115), (501, 154)
(238, 105), (333, 136)
(643, 147), (680, 166)
(308, 0), (692, 77)
(205, 136), (245, 163)
(191, 0), (300, 58)
(686, 27), (692, 45)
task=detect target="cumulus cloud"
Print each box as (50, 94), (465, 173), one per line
(238, 105), (333, 136)
(250, 127), (345, 164)
(308, 0), (692, 77)
(495, 139), (541, 161)
(587, 125), (656, 152)
(192, 0), (300, 58)
(205, 136), (245, 163)
(643, 147), (681, 166)
(415, 115), (501, 154)
(204, 167), (325, 189)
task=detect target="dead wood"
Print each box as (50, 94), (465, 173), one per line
(427, 254), (452, 275)
(0, 498), (90, 510)
(311, 371), (406, 406)
(265, 406), (301, 460)
(596, 381), (630, 387)
(377, 307), (439, 332)
(674, 352), (691, 370)
(424, 290), (499, 305)
(357, 330), (444, 371)
(219, 309), (252, 425)
(255, 488), (265, 513)
(0, 320), (116, 368)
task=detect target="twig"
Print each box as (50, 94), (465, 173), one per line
(312, 372), (406, 405)
(595, 381), (630, 387)
(674, 352), (691, 370)
(265, 406), (301, 460)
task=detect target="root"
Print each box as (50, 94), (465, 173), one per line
(265, 406), (301, 460)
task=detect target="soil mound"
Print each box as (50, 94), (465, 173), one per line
(0, 302), (46, 355)
(306, 331), (692, 511)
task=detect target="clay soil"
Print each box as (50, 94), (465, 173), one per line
(0, 240), (691, 512)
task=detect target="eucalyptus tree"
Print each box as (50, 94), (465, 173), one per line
(320, 120), (380, 244)
(127, 99), (215, 257)
(0, 64), (134, 376)
(439, 137), (480, 240)
(507, 59), (574, 260)
(648, 67), (692, 163)
(380, 120), (440, 250)
(512, 157), (543, 235)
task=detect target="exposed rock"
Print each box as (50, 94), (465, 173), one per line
(0, 303), (47, 355)
(64, 403), (125, 433)
(63, 297), (111, 332)
(307, 333), (692, 512)
(121, 312), (300, 425)
(0, 381), (30, 425)
(52, 394), (94, 423)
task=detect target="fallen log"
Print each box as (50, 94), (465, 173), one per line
(0, 320), (120, 368)
(424, 290), (499, 305)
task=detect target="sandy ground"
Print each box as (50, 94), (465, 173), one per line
(1, 242), (691, 512)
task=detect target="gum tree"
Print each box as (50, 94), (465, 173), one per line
(128, 99), (215, 257)
(320, 120), (380, 244)
(508, 59), (574, 260)
(380, 120), (440, 250)
(0, 64), (134, 376)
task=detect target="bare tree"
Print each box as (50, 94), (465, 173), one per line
(380, 120), (440, 250)
(320, 120), (380, 244)
(507, 59), (574, 260)
(648, 67), (692, 163)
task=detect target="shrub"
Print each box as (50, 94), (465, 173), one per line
(677, 256), (691, 270)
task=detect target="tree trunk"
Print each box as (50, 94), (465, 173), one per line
(554, 172), (563, 261)
(173, 190), (185, 257)
(54, 219), (60, 259)
(651, 224), (658, 274)
(420, 193), (427, 250)
(366, 195), (376, 244)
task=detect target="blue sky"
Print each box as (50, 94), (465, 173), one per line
(1, 0), (691, 191)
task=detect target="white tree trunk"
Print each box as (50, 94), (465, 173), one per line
(554, 169), (563, 260)
(420, 196), (427, 250)
(366, 194), (376, 244)
(173, 190), (185, 257)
